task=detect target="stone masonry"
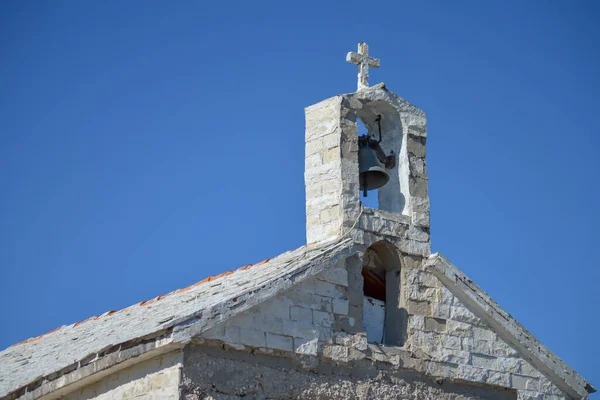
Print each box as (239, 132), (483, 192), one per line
(188, 251), (568, 400)
(304, 85), (430, 246)
(0, 44), (592, 400)
(63, 351), (181, 400)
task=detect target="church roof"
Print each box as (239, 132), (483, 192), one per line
(0, 238), (357, 399)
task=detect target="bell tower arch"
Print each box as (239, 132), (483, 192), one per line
(304, 83), (430, 251)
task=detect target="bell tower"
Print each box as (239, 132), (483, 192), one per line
(304, 43), (430, 256)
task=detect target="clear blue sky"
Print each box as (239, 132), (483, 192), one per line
(1, 0), (598, 391)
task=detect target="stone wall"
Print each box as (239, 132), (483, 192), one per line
(193, 251), (570, 400)
(181, 345), (516, 400)
(304, 96), (346, 244)
(404, 263), (567, 400)
(63, 351), (181, 400)
(199, 258), (353, 356)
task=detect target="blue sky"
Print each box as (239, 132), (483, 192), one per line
(1, 0), (599, 392)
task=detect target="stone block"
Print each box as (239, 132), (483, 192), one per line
(201, 325), (226, 340)
(424, 317), (447, 332)
(438, 350), (470, 365)
(252, 314), (284, 335)
(322, 133), (339, 149)
(446, 320), (473, 337)
(305, 138), (323, 156)
(305, 153), (322, 169)
(540, 395), (562, 400)
(409, 177), (428, 198)
(333, 332), (367, 351)
(417, 271), (438, 287)
(407, 135), (426, 157)
(408, 315), (425, 331)
(441, 335), (462, 351)
(314, 280), (340, 298)
(496, 357), (521, 374)
(406, 300), (431, 315)
(406, 115), (427, 137)
(450, 306), (480, 325)
(518, 391), (543, 400)
(470, 339), (492, 355)
(313, 310), (333, 327)
(318, 327), (333, 342)
(440, 287), (454, 305)
(409, 239), (431, 257)
(487, 371), (510, 387)
(471, 354), (498, 369)
(402, 254), (424, 270)
(319, 205), (341, 223)
(426, 362), (458, 378)
(239, 328), (266, 347)
(473, 326), (495, 342)
(281, 319), (318, 338)
(408, 286), (439, 302)
(409, 155), (426, 177)
(408, 225), (429, 242)
(332, 298), (349, 315)
(458, 365), (489, 384)
(519, 360), (542, 378)
(511, 374), (540, 392)
(490, 340), (518, 357)
(224, 326), (241, 343)
(294, 337), (319, 355)
(314, 295), (334, 312)
(290, 306), (313, 322)
(259, 299), (290, 320)
(412, 210), (430, 228)
(322, 147), (339, 163)
(319, 266), (349, 286)
(540, 378), (563, 395)
(431, 303), (451, 319)
(323, 345), (349, 363)
(322, 178), (341, 194)
(265, 333), (293, 352)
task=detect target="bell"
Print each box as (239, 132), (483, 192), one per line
(359, 143), (390, 196)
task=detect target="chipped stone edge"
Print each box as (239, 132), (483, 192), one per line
(425, 252), (595, 399)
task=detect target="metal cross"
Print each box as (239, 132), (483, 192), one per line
(346, 42), (380, 91)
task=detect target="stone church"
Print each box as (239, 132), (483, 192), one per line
(0, 43), (594, 400)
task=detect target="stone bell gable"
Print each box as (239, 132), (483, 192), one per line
(0, 43), (594, 400)
(304, 85), (429, 246)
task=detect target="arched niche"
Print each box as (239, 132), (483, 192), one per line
(355, 100), (408, 215)
(361, 240), (407, 346)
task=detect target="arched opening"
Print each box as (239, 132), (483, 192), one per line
(361, 241), (406, 346)
(355, 101), (407, 215)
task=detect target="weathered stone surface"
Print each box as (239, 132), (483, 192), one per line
(181, 345), (516, 400)
(425, 253), (593, 399)
(2, 46), (593, 400)
(65, 351), (181, 400)
(304, 85), (431, 246)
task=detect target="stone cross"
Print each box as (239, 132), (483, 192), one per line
(346, 42), (380, 91)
